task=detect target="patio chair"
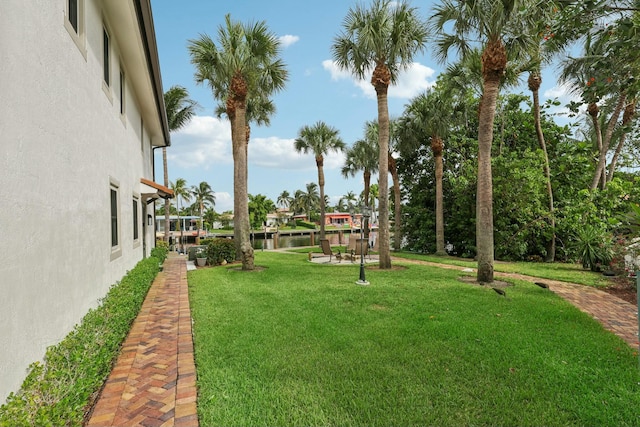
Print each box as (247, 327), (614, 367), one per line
(348, 238), (370, 263)
(319, 238), (342, 263)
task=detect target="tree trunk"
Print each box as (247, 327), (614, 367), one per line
(162, 147), (170, 243)
(476, 38), (505, 284)
(529, 75), (556, 262)
(317, 157), (326, 240)
(388, 154), (401, 251)
(432, 136), (445, 255)
(363, 170), (371, 241)
(607, 101), (635, 183)
(375, 87), (391, 269)
(590, 94), (625, 191)
(231, 100), (254, 270)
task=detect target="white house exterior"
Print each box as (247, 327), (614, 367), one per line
(0, 0), (171, 402)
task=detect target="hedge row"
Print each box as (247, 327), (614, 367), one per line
(0, 249), (166, 427)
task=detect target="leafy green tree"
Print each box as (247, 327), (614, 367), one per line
(163, 86), (198, 242)
(188, 14), (288, 270)
(191, 181), (216, 244)
(332, 0), (428, 269)
(248, 194), (276, 230)
(294, 121), (346, 239)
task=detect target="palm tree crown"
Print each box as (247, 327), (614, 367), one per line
(188, 14), (288, 270)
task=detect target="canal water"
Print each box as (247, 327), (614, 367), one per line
(251, 231), (358, 250)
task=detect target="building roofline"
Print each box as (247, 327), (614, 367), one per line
(134, 0), (170, 147)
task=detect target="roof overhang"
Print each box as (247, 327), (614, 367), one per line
(140, 178), (174, 204)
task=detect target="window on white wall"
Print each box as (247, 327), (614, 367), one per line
(110, 180), (121, 260)
(103, 28), (111, 87)
(68, 0), (79, 32)
(132, 196), (139, 242)
(119, 69), (125, 114)
(65, 0), (86, 55)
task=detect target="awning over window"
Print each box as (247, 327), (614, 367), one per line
(140, 178), (174, 204)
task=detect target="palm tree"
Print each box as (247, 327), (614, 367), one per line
(343, 122), (379, 241)
(163, 86), (198, 243)
(399, 88), (453, 255)
(191, 181), (216, 244)
(339, 191), (358, 213)
(332, 0), (428, 269)
(430, 0), (535, 283)
(170, 178), (191, 253)
(295, 121), (346, 240)
(188, 14), (288, 270)
(299, 183), (320, 222)
(277, 190), (292, 210)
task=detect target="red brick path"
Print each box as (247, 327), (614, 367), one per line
(86, 253), (197, 427)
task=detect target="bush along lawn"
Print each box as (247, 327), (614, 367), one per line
(189, 251), (640, 427)
(0, 246), (167, 427)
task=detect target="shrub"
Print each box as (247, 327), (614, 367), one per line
(151, 243), (169, 263)
(206, 238), (236, 266)
(571, 225), (613, 272)
(295, 220), (316, 229)
(0, 256), (161, 427)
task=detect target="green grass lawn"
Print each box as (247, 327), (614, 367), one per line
(188, 252), (639, 426)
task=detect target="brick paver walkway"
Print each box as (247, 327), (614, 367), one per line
(395, 258), (639, 349)
(86, 253), (198, 427)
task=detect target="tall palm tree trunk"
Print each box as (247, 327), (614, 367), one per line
(376, 85), (391, 269)
(476, 38), (505, 283)
(317, 159), (326, 240)
(529, 73), (555, 261)
(162, 147), (171, 244)
(389, 154), (401, 251)
(232, 105), (254, 270)
(432, 136), (445, 255)
(363, 170), (371, 241)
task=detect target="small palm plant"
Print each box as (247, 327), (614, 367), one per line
(573, 225), (613, 272)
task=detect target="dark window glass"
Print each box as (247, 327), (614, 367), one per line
(68, 0), (78, 33)
(103, 29), (110, 86)
(111, 189), (118, 246)
(120, 71), (125, 114)
(133, 199), (139, 240)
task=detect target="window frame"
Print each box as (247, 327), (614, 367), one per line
(119, 67), (127, 124)
(132, 194), (141, 248)
(103, 27), (111, 88)
(110, 179), (121, 260)
(64, 0), (87, 58)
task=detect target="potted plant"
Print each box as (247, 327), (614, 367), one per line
(196, 249), (207, 267)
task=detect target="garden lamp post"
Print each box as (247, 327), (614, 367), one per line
(356, 205), (371, 285)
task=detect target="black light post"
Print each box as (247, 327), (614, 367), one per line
(356, 205), (371, 285)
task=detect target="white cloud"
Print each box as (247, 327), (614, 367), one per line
(279, 34), (299, 48)
(249, 136), (346, 171)
(213, 191), (233, 213)
(168, 116), (232, 169)
(322, 60), (436, 99)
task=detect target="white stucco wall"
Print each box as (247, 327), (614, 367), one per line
(0, 0), (164, 402)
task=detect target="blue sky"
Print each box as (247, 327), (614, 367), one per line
(151, 0), (571, 213)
